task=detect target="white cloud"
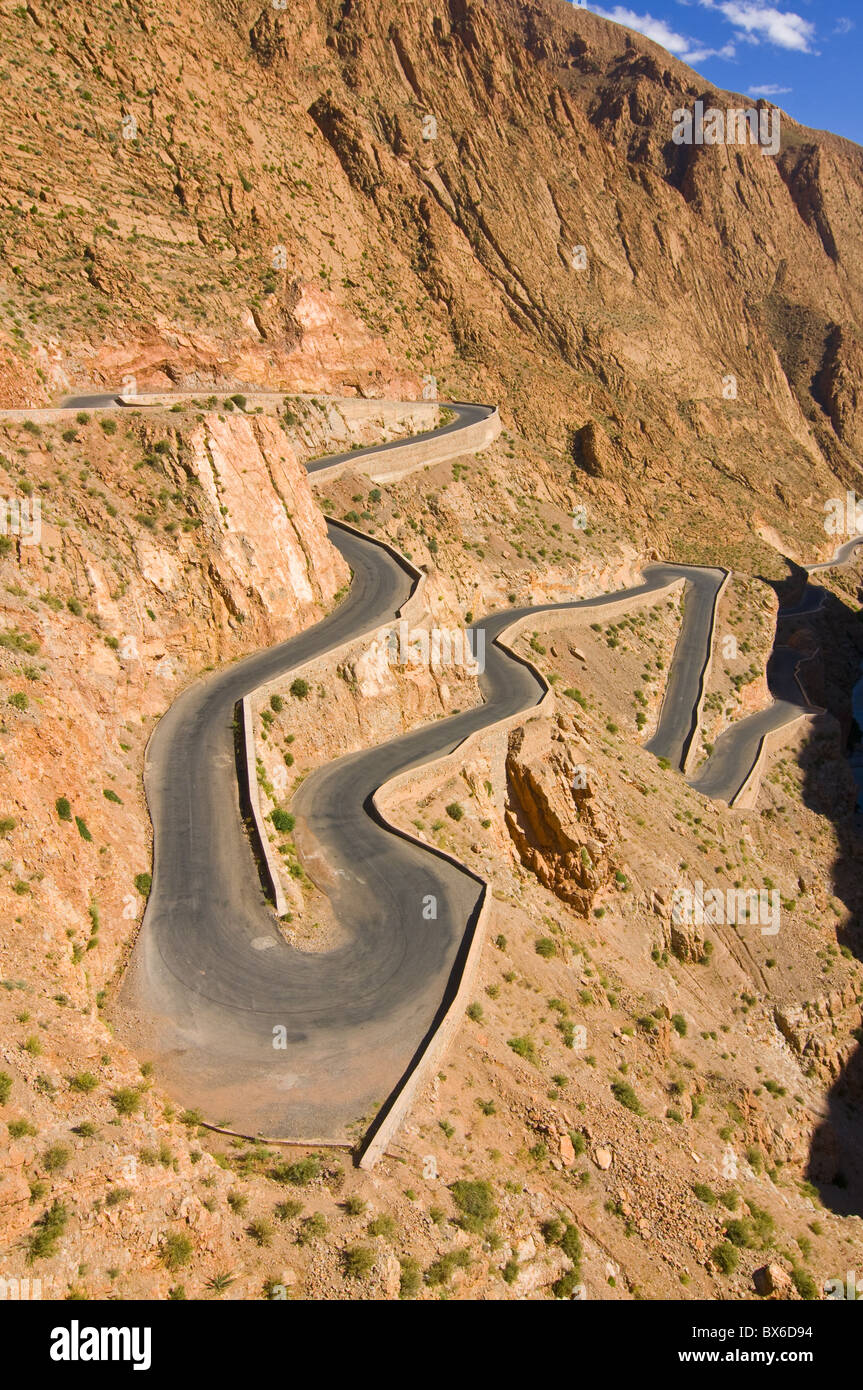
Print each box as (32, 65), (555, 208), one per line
(747, 82), (792, 95)
(698, 2), (816, 53)
(590, 5), (735, 62)
(834, 18), (854, 37)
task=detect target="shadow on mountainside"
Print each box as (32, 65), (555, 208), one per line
(756, 558), (863, 1216)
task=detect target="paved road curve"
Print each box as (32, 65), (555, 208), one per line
(689, 537), (863, 803)
(118, 519), (723, 1141)
(39, 391), (863, 1137)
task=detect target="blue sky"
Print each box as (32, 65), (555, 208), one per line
(576, 1), (862, 145)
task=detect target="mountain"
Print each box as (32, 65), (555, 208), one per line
(1, 0), (862, 1304)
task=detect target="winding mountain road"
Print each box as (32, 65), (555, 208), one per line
(689, 537), (863, 804)
(51, 390), (857, 1148)
(103, 398), (726, 1147)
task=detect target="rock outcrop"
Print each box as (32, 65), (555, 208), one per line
(504, 721), (618, 913)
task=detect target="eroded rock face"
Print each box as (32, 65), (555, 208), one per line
(815, 326), (863, 454)
(571, 419), (616, 479)
(504, 722), (618, 913)
(0, 406), (348, 1038)
(753, 1263), (793, 1298)
(667, 915), (708, 966)
(185, 414), (348, 629)
(775, 985), (863, 1083)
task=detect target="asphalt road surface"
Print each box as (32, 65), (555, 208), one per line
(688, 538), (863, 803)
(45, 389), (863, 1135)
(118, 538), (724, 1140)
(52, 389), (794, 1139)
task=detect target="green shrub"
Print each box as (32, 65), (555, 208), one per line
(8, 1118), (36, 1138)
(289, 678), (309, 699)
(271, 1155), (320, 1186)
(247, 1218), (274, 1247)
(105, 1187), (133, 1206)
(367, 1213), (397, 1240)
(507, 1035), (540, 1066)
(445, 802), (464, 821)
(535, 937), (556, 958)
(42, 1144), (69, 1173)
(791, 1266), (819, 1300)
(559, 1222), (582, 1264)
(296, 1212), (327, 1245)
(692, 1182), (717, 1206)
(0, 1071), (11, 1105)
(552, 1268), (582, 1299)
(134, 872), (152, 896)
(110, 1087), (142, 1117)
(711, 1241), (739, 1275)
(271, 809), (295, 833)
(160, 1231), (194, 1271)
(425, 1249), (470, 1286)
(449, 1179), (497, 1233)
(75, 816), (92, 842)
(26, 1200), (68, 1263)
(399, 1257), (422, 1299)
(611, 1079), (644, 1114)
(724, 1219), (753, 1249)
(343, 1245), (376, 1279)
(56, 797), (73, 822)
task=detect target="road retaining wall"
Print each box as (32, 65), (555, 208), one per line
(308, 406), (501, 486)
(238, 694), (289, 918)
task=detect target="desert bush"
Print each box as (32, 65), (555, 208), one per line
(110, 1087), (142, 1117)
(367, 1213), (397, 1240)
(507, 1035), (540, 1066)
(247, 1218), (274, 1247)
(26, 1200), (68, 1263)
(42, 1144), (69, 1173)
(399, 1257), (422, 1299)
(270, 1155), (320, 1186)
(296, 1212), (327, 1245)
(611, 1079), (644, 1114)
(450, 1179), (497, 1233)
(342, 1245), (376, 1279)
(711, 1241), (739, 1275)
(160, 1231), (194, 1271)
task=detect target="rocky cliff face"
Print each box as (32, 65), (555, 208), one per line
(0, 403), (345, 1136)
(3, 0), (863, 1304)
(184, 413), (346, 625)
(505, 720), (619, 914)
(2, 0), (863, 562)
